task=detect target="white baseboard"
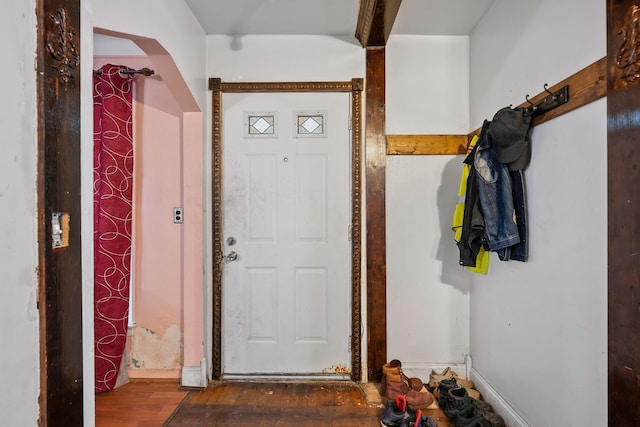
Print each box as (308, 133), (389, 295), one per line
(469, 368), (531, 427)
(181, 358), (207, 389)
(360, 362), (368, 383)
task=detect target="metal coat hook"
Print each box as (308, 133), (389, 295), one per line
(525, 94), (537, 114)
(525, 94), (534, 106)
(543, 83), (557, 102)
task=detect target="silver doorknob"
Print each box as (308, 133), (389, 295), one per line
(224, 251), (238, 262)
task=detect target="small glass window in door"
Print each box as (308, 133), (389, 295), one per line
(245, 112), (277, 138)
(295, 111), (327, 138)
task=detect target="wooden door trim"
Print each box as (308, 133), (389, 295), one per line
(37, 0), (83, 425)
(209, 78), (364, 381)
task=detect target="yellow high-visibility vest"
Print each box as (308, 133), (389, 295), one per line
(452, 135), (489, 274)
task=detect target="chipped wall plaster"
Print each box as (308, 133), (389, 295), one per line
(128, 324), (183, 370)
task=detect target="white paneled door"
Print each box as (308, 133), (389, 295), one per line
(222, 91), (351, 376)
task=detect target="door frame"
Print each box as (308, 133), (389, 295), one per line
(37, 1), (84, 425)
(209, 78), (363, 381)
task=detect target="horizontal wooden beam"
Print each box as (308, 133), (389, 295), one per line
(387, 56), (607, 155)
(355, 0), (403, 47)
(387, 134), (470, 155)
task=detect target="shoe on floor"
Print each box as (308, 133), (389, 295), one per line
(453, 398), (507, 427)
(382, 360), (403, 383)
(457, 376), (475, 390)
(410, 409), (438, 427)
(455, 414), (493, 427)
(466, 387), (481, 400)
(380, 394), (409, 427)
(428, 367), (475, 391)
(381, 360), (409, 402)
(428, 367), (456, 389)
(444, 386), (473, 420)
(436, 377), (459, 410)
(404, 384), (436, 411)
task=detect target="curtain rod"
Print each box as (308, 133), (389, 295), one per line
(93, 67), (155, 76)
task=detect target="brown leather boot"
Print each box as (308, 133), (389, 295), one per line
(380, 359), (404, 402)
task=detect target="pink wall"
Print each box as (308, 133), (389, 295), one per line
(94, 54), (204, 378)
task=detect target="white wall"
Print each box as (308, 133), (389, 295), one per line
(0, 1), (39, 426)
(469, 1), (607, 426)
(385, 36), (472, 378)
(207, 35), (364, 82)
(387, 36), (470, 135)
(89, 0), (207, 111)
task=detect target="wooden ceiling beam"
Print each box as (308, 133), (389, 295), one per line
(355, 0), (403, 48)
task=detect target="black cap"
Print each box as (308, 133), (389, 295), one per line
(487, 106), (532, 169)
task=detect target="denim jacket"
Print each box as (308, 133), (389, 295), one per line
(474, 132), (520, 260)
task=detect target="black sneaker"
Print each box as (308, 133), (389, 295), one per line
(411, 409), (438, 427)
(455, 414), (493, 427)
(472, 399), (493, 414)
(444, 386), (473, 420)
(454, 402), (506, 427)
(436, 377), (459, 410)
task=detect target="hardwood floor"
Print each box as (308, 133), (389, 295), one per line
(96, 380), (455, 426)
(95, 379), (188, 427)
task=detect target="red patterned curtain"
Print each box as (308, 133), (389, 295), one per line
(93, 64), (134, 393)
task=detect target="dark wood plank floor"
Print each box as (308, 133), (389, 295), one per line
(165, 381), (383, 426)
(96, 380), (455, 427)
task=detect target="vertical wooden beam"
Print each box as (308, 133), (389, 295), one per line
(355, 0), (401, 381)
(608, 0), (640, 424)
(37, 0), (83, 424)
(366, 47), (387, 382)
